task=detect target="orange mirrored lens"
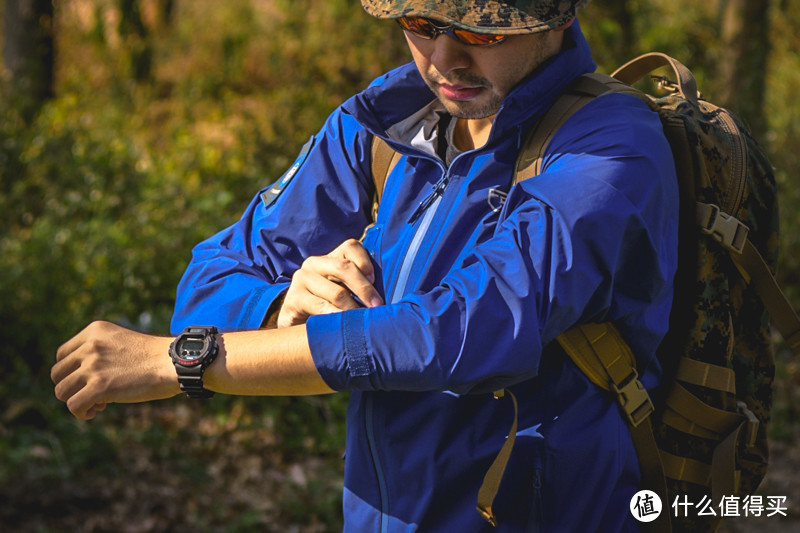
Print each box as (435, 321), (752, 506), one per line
(397, 17), (506, 46)
(453, 29), (505, 46)
(398, 17), (438, 38)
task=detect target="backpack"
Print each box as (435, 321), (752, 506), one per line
(368, 53), (800, 532)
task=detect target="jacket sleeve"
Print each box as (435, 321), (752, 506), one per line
(306, 94), (679, 395)
(170, 108), (375, 334)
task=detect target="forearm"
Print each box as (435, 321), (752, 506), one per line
(53, 321), (334, 420)
(206, 325), (334, 396)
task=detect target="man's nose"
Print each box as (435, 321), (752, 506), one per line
(429, 34), (472, 76)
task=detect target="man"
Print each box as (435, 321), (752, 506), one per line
(52, 1), (679, 530)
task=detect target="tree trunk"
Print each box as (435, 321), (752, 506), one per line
(610, 0), (636, 59)
(718, 0), (771, 137)
(118, 0), (153, 82)
(3, 0), (55, 108)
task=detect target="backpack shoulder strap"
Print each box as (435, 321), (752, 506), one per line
(557, 323), (672, 533)
(369, 135), (402, 223)
(515, 73), (644, 184)
(734, 239), (800, 354)
(612, 52), (700, 106)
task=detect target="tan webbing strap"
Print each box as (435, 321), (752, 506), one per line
(629, 417), (671, 533)
(476, 388), (518, 527)
(660, 450), (713, 487)
(696, 198), (800, 356)
(557, 323), (670, 532)
(661, 383), (743, 438)
(369, 136), (402, 222)
(362, 136), (402, 241)
(674, 357), (736, 394)
(660, 425), (745, 503)
(516, 74), (625, 183)
(734, 239), (800, 356)
(557, 323), (655, 427)
(661, 383), (758, 502)
(611, 52), (700, 107)
(712, 419), (745, 503)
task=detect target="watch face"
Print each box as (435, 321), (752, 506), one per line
(178, 337), (206, 363)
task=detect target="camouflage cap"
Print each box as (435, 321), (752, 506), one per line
(361, 0), (592, 35)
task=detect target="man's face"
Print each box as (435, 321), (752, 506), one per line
(404, 23), (566, 119)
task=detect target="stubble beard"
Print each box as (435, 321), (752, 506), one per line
(423, 71), (503, 119)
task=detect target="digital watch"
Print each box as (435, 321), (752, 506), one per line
(169, 326), (219, 399)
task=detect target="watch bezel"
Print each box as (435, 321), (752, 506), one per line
(169, 326), (219, 398)
(173, 333), (214, 367)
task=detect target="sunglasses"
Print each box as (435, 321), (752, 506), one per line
(397, 17), (507, 47)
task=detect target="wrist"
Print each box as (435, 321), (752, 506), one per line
(154, 336), (182, 397)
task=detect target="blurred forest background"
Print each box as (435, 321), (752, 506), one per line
(1, 0), (799, 531)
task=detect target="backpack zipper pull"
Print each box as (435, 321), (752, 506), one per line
(409, 174), (449, 224)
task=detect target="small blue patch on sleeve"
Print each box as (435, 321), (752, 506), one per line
(261, 135), (316, 208)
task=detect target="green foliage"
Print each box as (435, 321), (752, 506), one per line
(0, 0), (409, 374)
(1, 1), (401, 528)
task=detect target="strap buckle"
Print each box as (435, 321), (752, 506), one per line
(650, 74), (679, 93)
(612, 370), (654, 427)
(699, 203), (749, 254)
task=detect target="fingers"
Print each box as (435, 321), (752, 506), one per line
(66, 385), (107, 421)
(50, 350), (83, 390)
(294, 268), (362, 310)
(322, 239), (384, 308)
(51, 321), (179, 420)
(277, 271), (357, 328)
(277, 239), (384, 328)
(52, 326), (107, 419)
(332, 239), (376, 284)
(52, 359), (102, 420)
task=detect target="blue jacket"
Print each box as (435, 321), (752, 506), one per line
(172, 23), (678, 532)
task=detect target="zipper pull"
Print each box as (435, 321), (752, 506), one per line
(409, 175), (449, 223)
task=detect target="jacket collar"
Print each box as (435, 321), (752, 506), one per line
(343, 20), (596, 145)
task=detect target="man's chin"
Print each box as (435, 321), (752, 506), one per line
(438, 96), (500, 120)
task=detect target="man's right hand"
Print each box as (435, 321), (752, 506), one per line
(277, 239), (384, 328)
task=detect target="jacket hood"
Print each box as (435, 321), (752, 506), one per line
(342, 19), (596, 143)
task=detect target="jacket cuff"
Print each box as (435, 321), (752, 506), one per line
(236, 282), (290, 330)
(307, 308), (373, 391)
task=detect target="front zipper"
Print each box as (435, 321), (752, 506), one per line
(366, 155), (450, 531)
(409, 173), (449, 224)
(528, 468), (543, 533)
(389, 164), (449, 304)
(365, 394), (390, 533)
(373, 163), (450, 530)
